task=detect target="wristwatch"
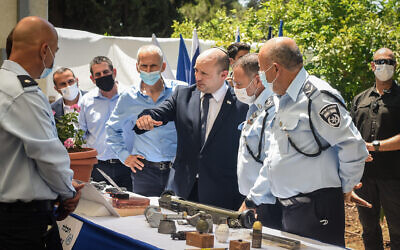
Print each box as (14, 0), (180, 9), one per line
(244, 198), (258, 209)
(372, 140), (380, 151)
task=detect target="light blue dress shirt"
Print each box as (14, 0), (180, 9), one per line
(106, 79), (187, 163)
(0, 60), (75, 202)
(252, 68), (368, 204)
(79, 85), (125, 161)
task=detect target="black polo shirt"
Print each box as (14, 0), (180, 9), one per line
(351, 81), (400, 180)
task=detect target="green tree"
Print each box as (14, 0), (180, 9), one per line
(173, 0), (400, 103)
(178, 0), (244, 24)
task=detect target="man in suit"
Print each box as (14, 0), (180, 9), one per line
(135, 48), (248, 210)
(51, 67), (86, 121)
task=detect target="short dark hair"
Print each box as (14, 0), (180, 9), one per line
(215, 48), (230, 72)
(227, 42), (250, 59)
(272, 44), (303, 71)
(232, 53), (259, 78)
(52, 67), (76, 85)
(89, 56), (113, 75)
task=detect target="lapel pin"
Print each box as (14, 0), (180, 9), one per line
(227, 100), (231, 104)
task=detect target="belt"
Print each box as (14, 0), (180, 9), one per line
(142, 159), (172, 171)
(0, 200), (54, 212)
(278, 196), (311, 207)
(98, 159), (121, 164)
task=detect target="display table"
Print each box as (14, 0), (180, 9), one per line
(59, 198), (344, 250)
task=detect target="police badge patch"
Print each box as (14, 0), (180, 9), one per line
(319, 104), (341, 127)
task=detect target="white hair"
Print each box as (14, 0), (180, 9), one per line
(137, 44), (163, 64)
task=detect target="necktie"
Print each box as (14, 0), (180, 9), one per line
(200, 93), (212, 146)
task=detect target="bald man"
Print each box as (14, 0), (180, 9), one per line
(351, 48), (400, 249)
(249, 37), (369, 246)
(135, 48), (248, 210)
(0, 17), (83, 249)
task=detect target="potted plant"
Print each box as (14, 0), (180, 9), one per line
(54, 104), (97, 182)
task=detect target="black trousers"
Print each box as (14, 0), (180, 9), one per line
(356, 177), (400, 250)
(131, 163), (170, 197)
(281, 187), (345, 247)
(0, 206), (61, 250)
(256, 202), (283, 231)
(92, 160), (133, 191)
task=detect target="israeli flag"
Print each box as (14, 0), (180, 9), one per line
(235, 26), (241, 42)
(278, 20), (284, 37)
(176, 34), (191, 83)
(189, 29), (200, 85)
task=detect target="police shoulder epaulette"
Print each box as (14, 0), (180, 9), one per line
(264, 95), (275, 111)
(302, 80), (318, 98)
(303, 81), (346, 109)
(17, 75), (38, 88)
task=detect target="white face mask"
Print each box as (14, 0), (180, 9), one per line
(374, 64), (395, 82)
(258, 64), (275, 92)
(60, 82), (79, 101)
(234, 78), (257, 104)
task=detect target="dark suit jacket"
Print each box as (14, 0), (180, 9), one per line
(51, 90), (87, 121)
(135, 85), (248, 210)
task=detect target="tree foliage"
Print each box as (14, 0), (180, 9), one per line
(173, 0), (400, 103)
(178, 0), (244, 24)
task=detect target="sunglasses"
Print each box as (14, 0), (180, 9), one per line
(373, 59), (396, 65)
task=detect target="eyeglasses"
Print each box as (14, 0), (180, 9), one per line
(373, 59), (396, 65)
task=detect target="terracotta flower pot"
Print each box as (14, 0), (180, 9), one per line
(68, 148), (98, 182)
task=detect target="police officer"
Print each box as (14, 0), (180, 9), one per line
(244, 37), (371, 246)
(0, 16), (83, 249)
(232, 53), (282, 230)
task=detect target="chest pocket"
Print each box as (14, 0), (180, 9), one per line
(276, 116), (301, 155)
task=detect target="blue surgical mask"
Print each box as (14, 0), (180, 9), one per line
(140, 70), (161, 86)
(258, 64), (276, 92)
(39, 46), (55, 79)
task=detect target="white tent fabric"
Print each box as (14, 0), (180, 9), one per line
(46, 28), (215, 99)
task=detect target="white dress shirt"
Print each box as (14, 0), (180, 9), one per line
(200, 83), (228, 142)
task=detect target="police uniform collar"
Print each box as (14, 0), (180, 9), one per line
(1, 60), (31, 77)
(254, 87), (273, 111)
(285, 67), (308, 102)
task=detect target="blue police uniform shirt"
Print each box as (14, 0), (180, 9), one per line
(79, 84), (126, 161)
(237, 87), (274, 197)
(0, 60), (75, 202)
(106, 79), (187, 163)
(253, 67), (368, 203)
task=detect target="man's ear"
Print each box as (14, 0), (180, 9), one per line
(136, 63), (140, 73)
(229, 58), (234, 65)
(90, 75), (95, 83)
(112, 68), (117, 79)
(161, 62), (166, 72)
(39, 43), (48, 61)
(220, 70), (229, 79)
(371, 61), (376, 71)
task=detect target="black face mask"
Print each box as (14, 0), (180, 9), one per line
(95, 74), (115, 92)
